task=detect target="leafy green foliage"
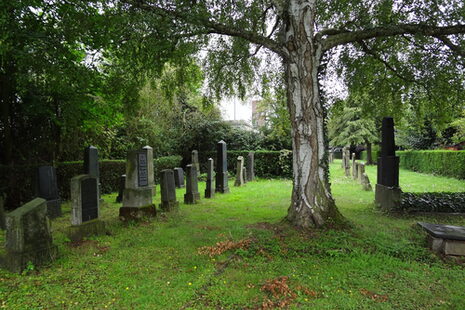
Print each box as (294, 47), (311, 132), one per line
(400, 192), (465, 213)
(398, 150), (465, 179)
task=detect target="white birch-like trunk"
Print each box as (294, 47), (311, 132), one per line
(284, 0), (342, 228)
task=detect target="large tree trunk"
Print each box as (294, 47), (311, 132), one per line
(284, 0), (343, 228)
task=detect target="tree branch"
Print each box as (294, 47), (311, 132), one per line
(322, 23), (465, 50)
(434, 35), (465, 58)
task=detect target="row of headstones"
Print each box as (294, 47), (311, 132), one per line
(340, 148), (372, 191)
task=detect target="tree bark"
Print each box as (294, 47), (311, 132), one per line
(283, 0), (343, 228)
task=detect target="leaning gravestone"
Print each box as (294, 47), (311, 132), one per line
(418, 222), (465, 256)
(375, 117), (401, 210)
(192, 150), (200, 178)
(184, 165), (200, 204)
(0, 194), (5, 230)
(116, 174), (126, 203)
(159, 169), (179, 211)
(173, 168), (185, 188)
(143, 146), (155, 196)
(234, 156), (245, 187)
(119, 150), (156, 220)
(215, 140), (230, 194)
(247, 152), (255, 181)
(361, 173), (372, 191)
(1, 198), (58, 273)
(67, 175), (106, 242)
(357, 163), (366, 183)
(35, 166), (62, 219)
(84, 146), (102, 202)
(205, 158), (215, 198)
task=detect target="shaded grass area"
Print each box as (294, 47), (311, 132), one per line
(0, 162), (464, 309)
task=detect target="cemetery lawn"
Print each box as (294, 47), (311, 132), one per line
(1, 161), (465, 309)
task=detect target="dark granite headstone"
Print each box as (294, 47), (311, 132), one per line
(215, 140), (230, 194)
(2, 198), (58, 273)
(192, 150), (200, 178)
(205, 158), (215, 198)
(247, 152), (255, 181)
(36, 166), (62, 219)
(84, 146), (99, 178)
(184, 165), (200, 204)
(174, 168), (185, 188)
(116, 174), (126, 203)
(68, 175), (105, 241)
(159, 169), (178, 211)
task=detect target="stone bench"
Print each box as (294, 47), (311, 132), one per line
(418, 222), (465, 256)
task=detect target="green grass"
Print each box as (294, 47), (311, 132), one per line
(1, 161), (465, 309)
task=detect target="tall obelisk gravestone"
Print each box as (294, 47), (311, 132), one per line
(375, 117), (401, 210)
(215, 140), (230, 194)
(247, 152), (255, 181)
(192, 150), (200, 179)
(119, 149), (156, 220)
(205, 158), (215, 198)
(84, 146), (103, 202)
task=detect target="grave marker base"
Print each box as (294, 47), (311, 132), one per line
(159, 201), (179, 211)
(184, 193), (200, 204)
(375, 184), (401, 211)
(1, 245), (58, 273)
(66, 219), (107, 242)
(119, 205), (156, 221)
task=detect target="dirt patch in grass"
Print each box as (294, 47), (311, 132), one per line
(198, 239), (252, 257)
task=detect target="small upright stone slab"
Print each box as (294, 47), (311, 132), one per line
(1, 198), (58, 273)
(67, 175), (106, 242)
(234, 156), (245, 187)
(119, 150), (156, 220)
(215, 140), (230, 194)
(342, 147), (351, 177)
(159, 169), (179, 211)
(247, 152), (255, 181)
(192, 150), (200, 178)
(418, 222), (465, 256)
(184, 165), (200, 204)
(36, 166), (62, 219)
(205, 158), (215, 198)
(143, 146), (155, 196)
(174, 168), (185, 188)
(116, 174), (126, 203)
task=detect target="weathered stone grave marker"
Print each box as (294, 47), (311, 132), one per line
(192, 150), (200, 178)
(247, 152), (255, 181)
(184, 165), (200, 204)
(375, 117), (401, 210)
(159, 169), (179, 211)
(352, 153), (357, 180)
(1, 198), (58, 273)
(143, 146), (155, 196)
(361, 173), (372, 191)
(116, 174), (126, 203)
(67, 175), (106, 242)
(357, 162), (365, 183)
(35, 166), (62, 218)
(205, 158), (215, 198)
(215, 140), (230, 194)
(342, 147), (351, 177)
(234, 156), (245, 187)
(119, 150), (156, 220)
(174, 168), (185, 188)
(418, 222), (465, 256)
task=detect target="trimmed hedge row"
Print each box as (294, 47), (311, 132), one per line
(0, 156), (182, 209)
(399, 192), (465, 213)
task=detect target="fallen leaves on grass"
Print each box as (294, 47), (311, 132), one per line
(197, 239), (251, 257)
(257, 277), (319, 309)
(360, 288), (389, 302)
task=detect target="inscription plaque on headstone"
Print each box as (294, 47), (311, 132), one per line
(81, 178), (98, 222)
(138, 152), (149, 187)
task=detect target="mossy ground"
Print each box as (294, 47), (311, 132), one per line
(0, 161), (464, 309)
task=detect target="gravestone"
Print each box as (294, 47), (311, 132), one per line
(159, 169), (179, 211)
(375, 117), (401, 210)
(342, 147), (351, 177)
(205, 158), (215, 198)
(143, 146), (155, 196)
(361, 173), (372, 191)
(184, 165), (200, 204)
(352, 153), (357, 179)
(215, 140), (230, 194)
(174, 168), (185, 188)
(119, 150), (156, 220)
(357, 163), (366, 183)
(243, 167), (248, 184)
(67, 175), (106, 242)
(35, 166), (62, 219)
(418, 222), (465, 256)
(84, 146), (103, 203)
(247, 152), (255, 181)
(328, 150), (334, 163)
(116, 174), (126, 203)
(0, 194), (5, 230)
(192, 150), (200, 178)
(234, 156), (245, 187)
(1, 198), (58, 273)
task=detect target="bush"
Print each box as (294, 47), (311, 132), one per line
(226, 150), (293, 179)
(400, 192), (465, 213)
(397, 150), (465, 179)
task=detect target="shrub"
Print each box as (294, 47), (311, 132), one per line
(397, 150), (465, 179)
(226, 150), (292, 179)
(399, 192), (465, 213)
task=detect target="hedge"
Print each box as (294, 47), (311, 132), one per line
(399, 192), (465, 213)
(0, 155), (182, 210)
